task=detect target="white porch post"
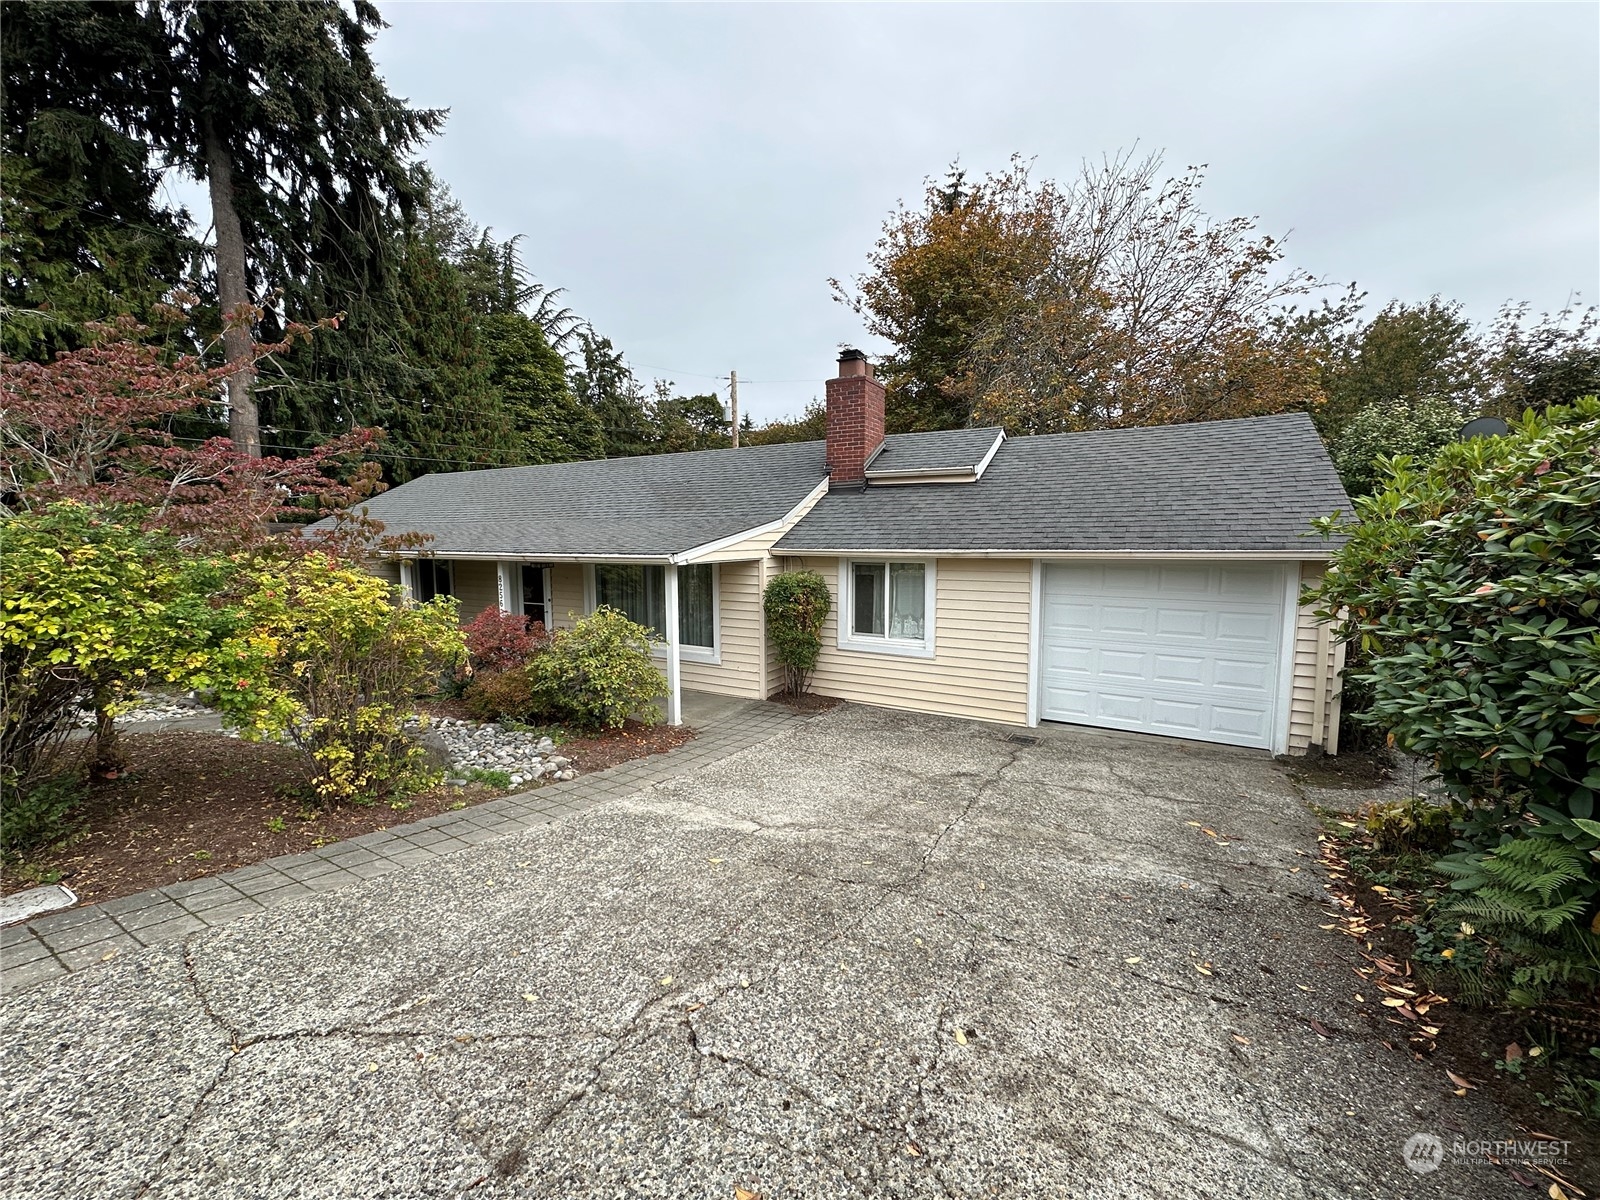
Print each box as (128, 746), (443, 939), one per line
(496, 561), (518, 614)
(398, 559), (416, 602)
(664, 563), (683, 727)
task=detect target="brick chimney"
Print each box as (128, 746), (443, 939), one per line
(825, 348), (885, 487)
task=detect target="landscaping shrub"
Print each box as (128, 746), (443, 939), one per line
(0, 773), (86, 861)
(1, 502), (241, 804)
(1359, 796), (1457, 856)
(1309, 397), (1600, 1004)
(461, 608), (551, 676)
(763, 571), (832, 695)
(465, 665), (542, 724)
(528, 608), (666, 730)
(216, 553), (466, 805)
(468, 608), (665, 729)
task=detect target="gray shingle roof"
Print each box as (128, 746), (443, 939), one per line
(775, 413), (1350, 554)
(865, 427), (1004, 477)
(336, 441), (827, 558)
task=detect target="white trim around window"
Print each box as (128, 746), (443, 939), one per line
(837, 558), (937, 659)
(583, 562), (721, 666)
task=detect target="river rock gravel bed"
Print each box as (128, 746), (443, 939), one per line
(406, 716), (577, 787)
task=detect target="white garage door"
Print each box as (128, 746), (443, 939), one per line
(1039, 562), (1288, 750)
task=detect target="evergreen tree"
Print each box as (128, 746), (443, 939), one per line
(375, 233), (512, 483)
(163, 1), (444, 454)
(571, 333), (654, 458)
(0, 2), (195, 359)
(480, 312), (604, 463)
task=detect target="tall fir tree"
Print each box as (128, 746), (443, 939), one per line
(0, 2), (195, 359)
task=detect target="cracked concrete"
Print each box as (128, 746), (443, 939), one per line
(0, 704), (1532, 1198)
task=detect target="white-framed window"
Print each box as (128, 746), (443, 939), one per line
(839, 559), (935, 658)
(588, 563), (719, 663)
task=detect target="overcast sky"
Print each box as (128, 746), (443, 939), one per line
(364, 2), (1599, 423)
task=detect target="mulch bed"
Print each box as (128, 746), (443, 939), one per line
(5, 719), (693, 907)
(773, 693), (842, 714)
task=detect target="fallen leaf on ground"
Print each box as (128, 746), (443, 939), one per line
(953, 1029), (968, 1045)
(659, 975), (674, 986)
(1446, 1070), (1476, 1090)
(707, 858), (724, 865)
(1505, 1042), (1524, 1062)
(1309, 1019), (1332, 1038)
(521, 993), (537, 1003)
(734, 1188), (761, 1200)
(1195, 962), (1213, 976)
(1231, 1034), (1251, 1045)
(1123, 956), (1142, 964)
(905, 1142), (922, 1157)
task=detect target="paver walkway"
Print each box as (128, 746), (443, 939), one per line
(1, 693), (808, 993)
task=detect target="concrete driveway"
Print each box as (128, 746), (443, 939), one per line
(1, 705), (1525, 1198)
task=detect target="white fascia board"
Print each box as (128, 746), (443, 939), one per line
(972, 430), (1006, 480)
(674, 476), (832, 564)
(772, 548), (1336, 561)
(383, 551), (675, 564)
(864, 473), (972, 486)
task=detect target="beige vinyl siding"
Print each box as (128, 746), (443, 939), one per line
(678, 561), (765, 699)
(451, 560), (499, 622)
(550, 564), (585, 630)
(370, 559), (402, 586)
(1289, 562), (1342, 754)
(791, 556), (1032, 726)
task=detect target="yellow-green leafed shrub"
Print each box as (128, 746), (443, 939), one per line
(216, 554), (465, 805)
(526, 607), (666, 730)
(1, 502), (240, 837)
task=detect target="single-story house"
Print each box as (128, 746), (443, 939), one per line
(351, 349), (1352, 755)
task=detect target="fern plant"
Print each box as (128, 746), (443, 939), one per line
(1436, 833), (1600, 1004)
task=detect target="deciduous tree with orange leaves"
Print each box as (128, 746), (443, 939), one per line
(835, 152), (1327, 435)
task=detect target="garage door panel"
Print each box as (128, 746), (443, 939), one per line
(1215, 610), (1278, 645)
(1097, 648), (1149, 680)
(1151, 653), (1206, 686)
(1100, 605), (1152, 636)
(1219, 567), (1281, 597)
(1041, 562), (1286, 750)
(1213, 657), (1274, 692)
(1042, 684), (1093, 718)
(1210, 704), (1274, 741)
(1044, 600), (1098, 634)
(1154, 608), (1210, 639)
(1148, 697), (1206, 736)
(1094, 690), (1147, 723)
(1157, 565), (1213, 593)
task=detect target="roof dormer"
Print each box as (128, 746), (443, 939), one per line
(862, 427), (1006, 485)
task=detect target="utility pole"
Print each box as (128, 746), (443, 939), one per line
(729, 369), (739, 447)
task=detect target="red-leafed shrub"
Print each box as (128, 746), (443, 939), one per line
(461, 608), (550, 676)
